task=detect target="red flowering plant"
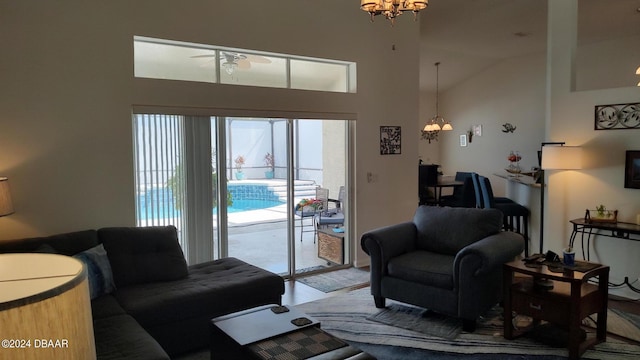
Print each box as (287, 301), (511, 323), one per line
(297, 198), (323, 211)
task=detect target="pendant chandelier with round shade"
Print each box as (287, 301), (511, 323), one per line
(360, 0), (428, 25)
(422, 62), (452, 142)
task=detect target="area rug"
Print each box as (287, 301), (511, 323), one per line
(367, 303), (462, 340)
(583, 308), (640, 343)
(296, 267), (370, 293)
(295, 287), (640, 359)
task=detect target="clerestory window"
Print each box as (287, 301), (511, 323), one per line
(134, 36), (355, 93)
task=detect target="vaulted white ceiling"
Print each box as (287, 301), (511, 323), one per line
(418, 0), (640, 92)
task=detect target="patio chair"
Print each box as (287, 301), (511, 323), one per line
(314, 186), (345, 238)
(295, 187), (328, 243)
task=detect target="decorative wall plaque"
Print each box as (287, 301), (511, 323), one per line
(595, 102), (640, 130)
(380, 126), (401, 155)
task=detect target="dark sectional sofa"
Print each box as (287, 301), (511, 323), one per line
(0, 226), (285, 359)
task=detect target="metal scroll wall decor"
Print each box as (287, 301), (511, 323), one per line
(595, 102), (640, 130)
(380, 126), (401, 155)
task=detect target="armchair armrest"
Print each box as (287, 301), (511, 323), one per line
(361, 222), (417, 297)
(361, 222), (417, 261)
(454, 231), (524, 278)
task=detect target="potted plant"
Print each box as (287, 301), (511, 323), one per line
(234, 155), (245, 180)
(264, 152), (274, 179)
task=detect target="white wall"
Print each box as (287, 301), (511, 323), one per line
(547, 0), (640, 297)
(422, 1), (640, 298)
(0, 0), (420, 267)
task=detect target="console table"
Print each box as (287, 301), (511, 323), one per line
(569, 218), (640, 261)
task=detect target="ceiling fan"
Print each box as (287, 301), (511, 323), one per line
(191, 51), (271, 75)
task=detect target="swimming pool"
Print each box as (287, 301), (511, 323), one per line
(137, 184), (284, 220)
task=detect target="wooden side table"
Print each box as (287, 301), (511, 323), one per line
(503, 260), (609, 360)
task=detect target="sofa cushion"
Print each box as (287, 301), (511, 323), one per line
(113, 257), (284, 327)
(387, 250), (455, 289)
(413, 206), (503, 255)
(91, 294), (127, 320)
(0, 230), (99, 256)
(93, 314), (169, 360)
(73, 244), (116, 299)
(99, 226), (188, 287)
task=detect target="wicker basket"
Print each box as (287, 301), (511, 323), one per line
(317, 230), (344, 265)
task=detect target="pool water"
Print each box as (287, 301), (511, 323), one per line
(137, 185), (284, 220)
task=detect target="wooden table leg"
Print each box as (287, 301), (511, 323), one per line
(503, 266), (514, 339)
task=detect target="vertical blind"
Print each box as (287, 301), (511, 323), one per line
(133, 114), (187, 250)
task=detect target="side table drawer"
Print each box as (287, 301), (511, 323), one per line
(511, 291), (570, 325)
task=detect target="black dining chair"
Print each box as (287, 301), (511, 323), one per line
(478, 175), (530, 257)
(440, 172), (475, 208)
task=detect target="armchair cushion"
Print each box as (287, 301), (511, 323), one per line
(388, 251), (454, 289)
(414, 206), (503, 256)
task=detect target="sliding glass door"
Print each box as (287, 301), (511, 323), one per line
(133, 113), (349, 277)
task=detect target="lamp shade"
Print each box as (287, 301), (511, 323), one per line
(0, 254), (96, 359)
(541, 146), (583, 170)
(0, 177), (14, 217)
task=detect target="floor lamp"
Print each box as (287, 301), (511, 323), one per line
(539, 143), (583, 254)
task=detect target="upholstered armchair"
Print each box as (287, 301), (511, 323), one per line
(361, 206), (524, 331)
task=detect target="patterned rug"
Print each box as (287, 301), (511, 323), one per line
(295, 287), (640, 359)
(296, 267), (370, 293)
(583, 308), (640, 342)
(367, 303), (462, 340)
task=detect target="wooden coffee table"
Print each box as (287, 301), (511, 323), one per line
(210, 304), (373, 359)
(503, 259), (609, 360)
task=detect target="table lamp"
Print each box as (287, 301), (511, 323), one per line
(0, 176), (14, 217)
(0, 253), (97, 359)
(539, 143), (583, 254)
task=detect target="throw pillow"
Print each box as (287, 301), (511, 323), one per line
(99, 226), (188, 287)
(73, 244), (116, 299)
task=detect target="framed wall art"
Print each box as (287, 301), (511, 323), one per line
(595, 102), (640, 130)
(380, 126), (401, 155)
(624, 150), (640, 189)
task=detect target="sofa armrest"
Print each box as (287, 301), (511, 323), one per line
(361, 222), (417, 297)
(454, 231), (524, 278)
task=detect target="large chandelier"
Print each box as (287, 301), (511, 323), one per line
(422, 62), (452, 143)
(360, 0), (429, 25)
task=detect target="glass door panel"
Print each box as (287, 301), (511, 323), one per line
(293, 119), (348, 275)
(223, 117), (290, 275)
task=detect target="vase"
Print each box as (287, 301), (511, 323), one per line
(236, 171), (245, 180)
(264, 170), (274, 179)
(507, 151), (522, 177)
